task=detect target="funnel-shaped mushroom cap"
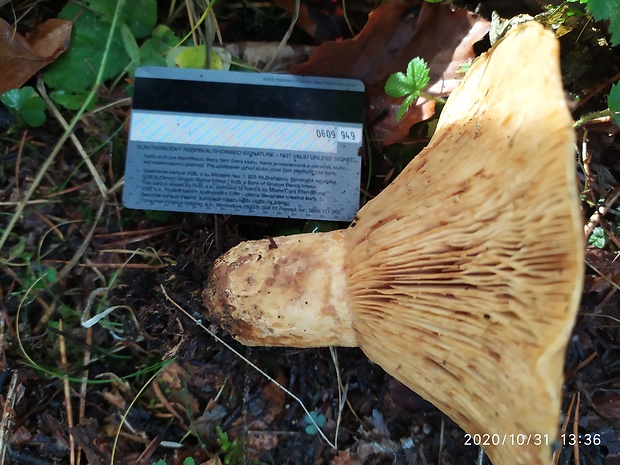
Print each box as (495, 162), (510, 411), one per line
(204, 21), (583, 465)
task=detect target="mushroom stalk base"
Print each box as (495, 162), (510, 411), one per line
(204, 229), (356, 347)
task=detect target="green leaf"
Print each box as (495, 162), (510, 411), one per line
(588, 226), (607, 248)
(396, 93), (417, 122)
(407, 57), (430, 91)
(20, 97), (47, 127)
(138, 25), (179, 68)
(182, 458), (196, 465)
(587, 0), (620, 45)
(1, 87), (46, 127)
(303, 411), (326, 435)
(1, 88), (25, 109)
(50, 90), (96, 111)
(385, 57), (431, 121)
(121, 24), (141, 65)
(85, 0), (157, 39)
(44, 3), (130, 93)
(166, 45), (227, 70)
(385, 72), (413, 98)
(608, 81), (620, 126)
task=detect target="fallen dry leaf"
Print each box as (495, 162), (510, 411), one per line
(0, 18), (72, 94)
(331, 449), (363, 465)
(592, 389), (620, 421)
(291, 0), (489, 145)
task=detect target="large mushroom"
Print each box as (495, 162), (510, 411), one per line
(203, 21), (584, 465)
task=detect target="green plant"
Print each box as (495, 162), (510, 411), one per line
(574, 79), (620, 127)
(1, 86), (47, 127)
(384, 57), (431, 121)
(216, 426), (243, 465)
(302, 411), (326, 435)
(608, 81), (620, 126)
(585, 0), (620, 45)
(588, 226), (607, 248)
(43, 0), (161, 109)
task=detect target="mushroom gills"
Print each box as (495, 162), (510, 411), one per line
(204, 21), (584, 465)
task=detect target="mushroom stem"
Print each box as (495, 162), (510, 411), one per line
(205, 229), (356, 347)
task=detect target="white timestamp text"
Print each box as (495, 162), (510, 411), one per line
(464, 433), (550, 446)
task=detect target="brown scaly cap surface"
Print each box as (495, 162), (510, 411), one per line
(204, 21), (583, 465)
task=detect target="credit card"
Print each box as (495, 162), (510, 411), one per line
(123, 67), (364, 221)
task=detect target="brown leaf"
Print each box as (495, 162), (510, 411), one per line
(331, 449), (363, 465)
(592, 389), (620, 421)
(290, 0), (489, 145)
(0, 18), (72, 94)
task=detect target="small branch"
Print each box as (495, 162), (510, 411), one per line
(583, 184), (620, 237)
(574, 108), (611, 128)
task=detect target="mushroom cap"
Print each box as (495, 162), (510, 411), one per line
(347, 21), (583, 465)
(205, 21), (583, 465)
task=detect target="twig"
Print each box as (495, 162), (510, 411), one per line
(556, 393), (576, 465)
(15, 130), (26, 193)
(573, 392), (580, 465)
(329, 347), (346, 449)
(57, 201), (105, 282)
(0, 371), (19, 465)
(58, 321), (75, 465)
(574, 69), (620, 110)
(583, 184), (620, 237)
(76, 325), (92, 465)
(264, 0), (300, 71)
(151, 381), (186, 425)
(36, 80), (109, 198)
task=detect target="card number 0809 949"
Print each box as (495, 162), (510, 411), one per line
(315, 128), (359, 142)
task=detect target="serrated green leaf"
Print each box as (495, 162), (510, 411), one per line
(608, 81), (620, 126)
(386, 57), (431, 122)
(138, 25), (178, 68)
(587, 0), (620, 45)
(396, 93), (417, 122)
(385, 72), (413, 98)
(44, 3), (130, 92)
(407, 57), (431, 93)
